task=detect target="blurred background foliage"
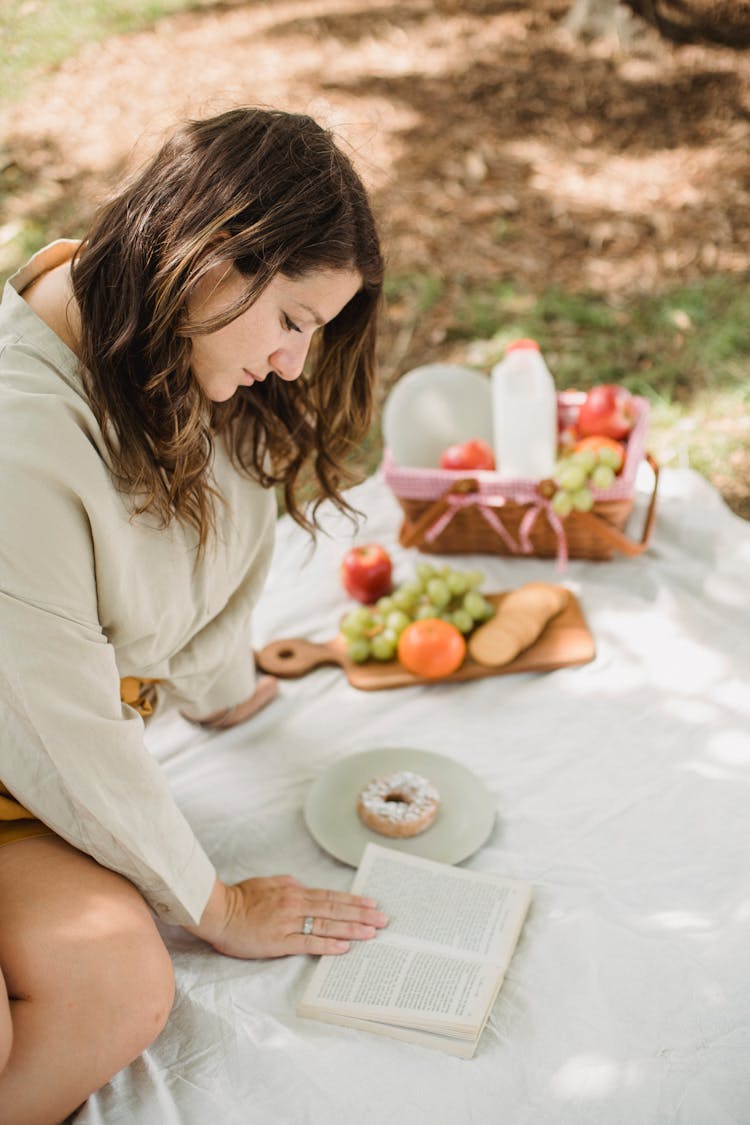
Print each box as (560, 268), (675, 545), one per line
(2, 0), (749, 518)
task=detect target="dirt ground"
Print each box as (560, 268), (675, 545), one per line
(2, 0), (750, 509)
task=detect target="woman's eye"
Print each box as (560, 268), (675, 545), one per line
(283, 313), (301, 333)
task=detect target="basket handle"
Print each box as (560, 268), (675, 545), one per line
(573, 452), (660, 556)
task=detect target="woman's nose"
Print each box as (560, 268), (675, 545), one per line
(269, 338), (310, 382)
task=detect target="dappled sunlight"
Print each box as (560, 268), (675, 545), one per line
(631, 632), (727, 693)
(661, 695), (722, 725)
(682, 759), (745, 782)
(678, 723), (750, 780)
(3, 0), (750, 301)
(551, 1053), (641, 1100)
(647, 909), (714, 932)
(735, 900), (750, 923)
(707, 728), (750, 767)
(280, 6), (533, 84)
(561, 606), (730, 696)
(504, 139), (708, 214)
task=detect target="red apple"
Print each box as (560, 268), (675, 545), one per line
(577, 384), (636, 441)
(573, 435), (626, 473)
(341, 544), (393, 604)
(439, 438), (496, 471)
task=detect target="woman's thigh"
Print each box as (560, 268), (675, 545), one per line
(0, 834), (174, 1005)
(0, 835), (175, 1117)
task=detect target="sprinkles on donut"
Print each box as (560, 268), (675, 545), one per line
(356, 770), (440, 838)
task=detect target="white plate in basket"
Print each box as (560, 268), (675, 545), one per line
(304, 747), (496, 868)
(382, 363), (492, 468)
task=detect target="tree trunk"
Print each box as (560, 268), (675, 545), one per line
(564, 0), (635, 38)
(566, 0), (750, 47)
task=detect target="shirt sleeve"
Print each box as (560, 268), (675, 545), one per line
(0, 587), (216, 924)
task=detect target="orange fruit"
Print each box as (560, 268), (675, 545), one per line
(397, 618), (467, 680)
(573, 434), (626, 473)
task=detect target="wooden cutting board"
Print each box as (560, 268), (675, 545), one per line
(256, 590), (595, 691)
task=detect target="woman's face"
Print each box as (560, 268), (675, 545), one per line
(187, 264), (362, 403)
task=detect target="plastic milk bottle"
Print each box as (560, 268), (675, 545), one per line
(491, 339), (558, 479)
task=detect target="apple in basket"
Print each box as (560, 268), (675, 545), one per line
(341, 544), (393, 604)
(439, 439), (496, 472)
(573, 435), (626, 474)
(577, 384), (636, 441)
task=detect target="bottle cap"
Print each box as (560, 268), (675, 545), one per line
(506, 338), (540, 353)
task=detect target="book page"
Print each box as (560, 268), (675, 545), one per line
(353, 843), (531, 963)
(298, 931), (501, 1035)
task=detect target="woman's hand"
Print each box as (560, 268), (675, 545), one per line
(183, 675), (278, 730)
(184, 875), (388, 959)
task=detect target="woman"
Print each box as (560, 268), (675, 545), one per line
(0, 107), (388, 1124)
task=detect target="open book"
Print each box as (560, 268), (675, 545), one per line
(297, 843), (532, 1057)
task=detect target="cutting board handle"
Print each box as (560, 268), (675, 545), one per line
(256, 637), (343, 678)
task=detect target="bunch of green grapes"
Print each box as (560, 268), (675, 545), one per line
(551, 444), (623, 517)
(340, 562), (495, 663)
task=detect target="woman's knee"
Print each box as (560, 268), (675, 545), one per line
(133, 924), (176, 1043)
(87, 914), (176, 1058)
(0, 837), (176, 1064)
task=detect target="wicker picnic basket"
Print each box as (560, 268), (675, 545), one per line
(382, 391), (659, 566)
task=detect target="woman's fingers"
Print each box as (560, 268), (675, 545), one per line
(183, 675), (278, 729)
(224, 676), (278, 726)
(298, 915), (377, 941)
(298, 893), (388, 932)
(305, 888), (379, 908)
(197, 875), (387, 960)
(287, 891), (388, 955)
(295, 934), (352, 956)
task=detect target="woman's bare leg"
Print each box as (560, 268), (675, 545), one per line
(0, 835), (175, 1125)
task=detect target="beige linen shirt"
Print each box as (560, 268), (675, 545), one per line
(0, 242), (277, 924)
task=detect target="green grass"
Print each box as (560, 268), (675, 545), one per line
(0, 0), (201, 103)
(383, 273), (445, 317)
(446, 275), (750, 400)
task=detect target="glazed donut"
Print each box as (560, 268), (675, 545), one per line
(357, 770), (440, 838)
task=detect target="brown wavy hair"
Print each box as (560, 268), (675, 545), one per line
(71, 107), (384, 546)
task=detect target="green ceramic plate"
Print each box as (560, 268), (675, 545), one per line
(304, 747), (496, 868)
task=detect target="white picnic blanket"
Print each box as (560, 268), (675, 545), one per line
(77, 463), (750, 1125)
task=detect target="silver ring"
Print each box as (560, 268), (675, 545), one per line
(302, 915), (314, 936)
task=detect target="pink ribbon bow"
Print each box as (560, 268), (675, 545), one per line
(423, 487), (569, 572)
